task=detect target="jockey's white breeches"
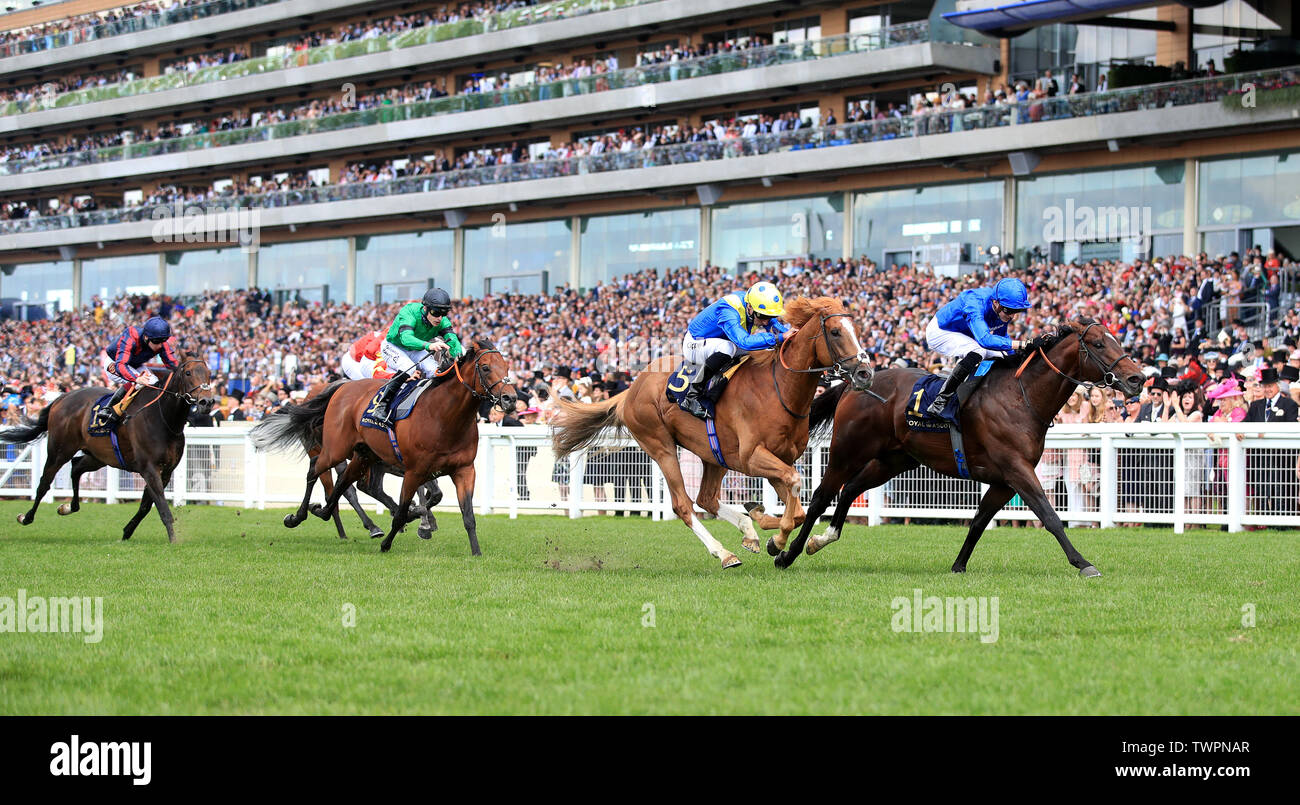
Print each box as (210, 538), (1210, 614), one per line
(341, 352), (376, 380)
(925, 317), (1007, 361)
(682, 333), (751, 366)
(381, 340), (443, 376)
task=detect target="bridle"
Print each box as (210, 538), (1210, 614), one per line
(1014, 322), (1132, 426)
(121, 358), (216, 434)
(450, 347), (513, 410)
(772, 312), (864, 419)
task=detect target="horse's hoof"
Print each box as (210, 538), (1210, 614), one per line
(774, 553), (792, 570)
(369, 527), (385, 539)
(16, 512), (30, 526)
(741, 535), (761, 554)
(418, 527), (432, 540)
(952, 564), (966, 574)
(743, 502), (765, 522)
(310, 504), (331, 520)
(380, 542), (393, 553)
(57, 503), (75, 516)
(765, 537), (780, 556)
(720, 553), (742, 569)
(121, 534), (131, 541)
(1079, 565), (1102, 579)
(283, 514), (300, 529)
(806, 538), (823, 556)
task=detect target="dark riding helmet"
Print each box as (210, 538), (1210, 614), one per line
(422, 287), (452, 319)
(141, 316), (172, 341)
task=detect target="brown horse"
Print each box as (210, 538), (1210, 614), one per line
(779, 318), (1144, 576)
(301, 380), (441, 541)
(0, 358), (216, 542)
(551, 297), (873, 569)
(251, 337), (516, 553)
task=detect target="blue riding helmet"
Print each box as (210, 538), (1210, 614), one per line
(141, 316), (172, 340)
(993, 278), (1030, 311)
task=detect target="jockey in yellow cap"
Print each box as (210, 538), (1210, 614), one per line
(678, 281), (789, 418)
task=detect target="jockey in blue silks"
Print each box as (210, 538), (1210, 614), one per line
(679, 281), (790, 417)
(97, 316), (180, 428)
(923, 277), (1030, 416)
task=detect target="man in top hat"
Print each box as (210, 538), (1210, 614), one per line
(1241, 367), (1300, 520)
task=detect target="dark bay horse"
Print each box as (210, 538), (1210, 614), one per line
(301, 380), (441, 541)
(0, 358), (216, 542)
(779, 318), (1143, 576)
(552, 297), (873, 569)
(251, 338), (516, 553)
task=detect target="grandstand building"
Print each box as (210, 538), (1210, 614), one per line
(0, 0), (1297, 318)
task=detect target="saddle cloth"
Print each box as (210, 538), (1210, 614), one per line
(359, 378), (434, 431)
(904, 360), (994, 433)
(666, 355), (749, 418)
(88, 394), (117, 437)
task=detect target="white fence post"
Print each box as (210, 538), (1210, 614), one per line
(105, 464), (119, 505)
(1099, 435), (1116, 529)
(506, 434), (519, 520)
(867, 484), (883, 527)
(1228, 435), (1245, 533)
(1173, 435), (1186, 534)
(569, 449), (586, 519)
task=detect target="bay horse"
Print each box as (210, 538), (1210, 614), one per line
(251, 337), (516, 553)
(778, 318), (1143, 576)
(551, 297), (873, 569)
(301, 380), (442, 542)
(0, 358), (216, 542)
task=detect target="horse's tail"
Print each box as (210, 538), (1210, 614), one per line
(250, 380), (346, 455)
(809, 382), (848, 439)
(0, 403), (52, 445)
(551, 395), (625, 458)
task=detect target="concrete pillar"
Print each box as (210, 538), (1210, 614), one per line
(247, 248), (257, 290)
(158, 252), (166, 294)
(842, 191), (855, 260)
(1155, 6), (1193, 69)
(346, 236), (357, 304)
(570, 215), (581, 291)
(699, 206), (712, 268)
(72, 259), (83, 310)
(1184, 157), (1199, 256)
(453, 228), (465, 297)
(1003, 177), (1018, 263)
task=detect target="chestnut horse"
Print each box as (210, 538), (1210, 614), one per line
(551, 297), (873, 569)
(0, 358), (216, 542)
(251, 338), (516, 553)
(301, 380), (441, 541)
(779, 318), (1144, 576)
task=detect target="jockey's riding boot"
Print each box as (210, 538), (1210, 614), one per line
(680, 353), (732, 419)
(99, 385), (130, 429)
(372, 372), (409, 428)
(700, 352), (736, 407)
(926, 351), (983, 418)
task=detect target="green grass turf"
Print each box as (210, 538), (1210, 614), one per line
(0, 499), (1296, 715)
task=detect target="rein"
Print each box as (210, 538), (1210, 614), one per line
(772, 312), (859, 419)
(1013, 323), (1130, 426)
(123, 358), (215, 433)
(452, 348), (511, 410)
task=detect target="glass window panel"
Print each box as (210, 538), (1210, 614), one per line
(355, 231), (454, 304)
(82, 254), (160, 303)
(853, 181), (1003, 264)
(255, 238), (349, 304)
(0, 261), (74, 319)
(579, 209), (699, 289)
(165, 248), (248, 298)
(463, 219), (572, 298)
(710, 195), (843, 270)
(1199, 151), (1300, 227)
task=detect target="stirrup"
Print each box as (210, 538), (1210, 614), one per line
(926, 393), (952, 418)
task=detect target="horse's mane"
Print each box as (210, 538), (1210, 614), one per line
(987, 317), (1096, 371)
(782, 296), (844, 329)
(463, 335), (497, 355)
